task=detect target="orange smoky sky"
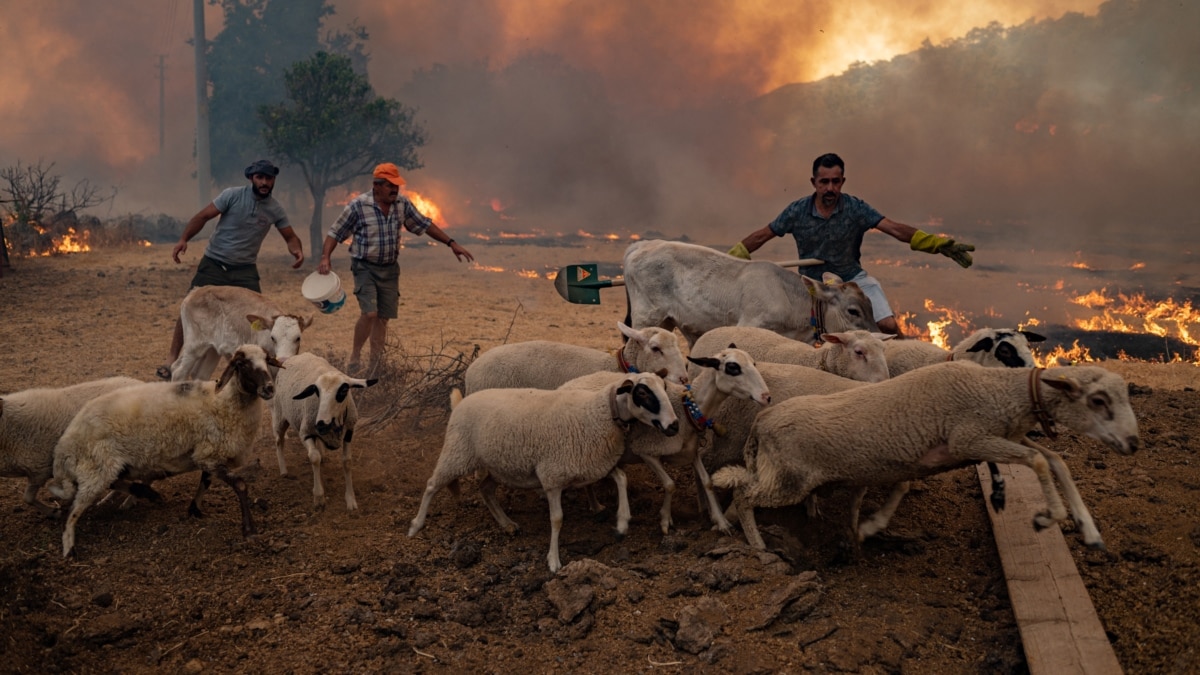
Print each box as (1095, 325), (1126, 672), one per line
(0, 0), (1101, 190)
(355, 0), (1105, 106)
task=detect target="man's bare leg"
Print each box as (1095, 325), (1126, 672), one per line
(350, 312), (377, 372)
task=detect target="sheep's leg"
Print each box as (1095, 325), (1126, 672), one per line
(303, 437), (326, 511)
(609, 467), (630, 537)
(858, 482), (911, 541)
(408, 475), (447, 537)
(23, 481), (58, 517)
(582, 485), (605, 513)
(477, 473), (520, 535)
(986, 461), (1006, 512)
(1023, 438), (1103, 548)
(273, 419), (290, 476)
(968, 436), (1067, 530)
(733, 490), (766, 550)
(188, 471), (212, 518)
(341, 436), (357, 512)
(61, 478), (107, 558)
(693, 455), (733, 533)
(638, 455), (675, 534)
(213, 464), (257, 537)
(546, 487), (565, 573)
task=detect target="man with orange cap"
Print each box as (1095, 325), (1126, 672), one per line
(318, 162), (473, 374)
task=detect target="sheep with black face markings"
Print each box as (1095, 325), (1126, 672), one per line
(463, 322), (690, 394)
(883, 328), (1045, 378)
(559, 347), (771, 534)
(0, 376), (142, 516)
(48, 344), (281, 558)
(408, 371), (679, 573)
(270, 352), (377, 512)
(713, 363), (1140, 554)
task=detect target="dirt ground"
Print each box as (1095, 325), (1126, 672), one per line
(1, 239), (1198, 674)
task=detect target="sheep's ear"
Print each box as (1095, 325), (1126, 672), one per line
(617, 322), (643, 344)
(215, 355), (242, 391)
(1020, 330), (1047, 343)
(1042, 375), (1083, 400)
(349, 378), (377, 388)
(820, 333), (845, 345)
(872, 332), (896, 341)
(727, 342), (737, 349)
(966, 337), (995, 353)
(688, 355), (720, 370)
(267, 355), (285, 369)
(293, 384), (320, 400)
(246, 314), (274, 331)
(616, 380), (634, 395)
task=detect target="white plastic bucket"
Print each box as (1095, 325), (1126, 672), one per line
(302, 271), (346, 314)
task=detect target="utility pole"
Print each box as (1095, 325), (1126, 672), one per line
(157, 55), (166, 158)
(193, 0), (211, 207)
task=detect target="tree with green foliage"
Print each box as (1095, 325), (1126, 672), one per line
(259, 51), (427, 254)
(206, 0), (366, 185)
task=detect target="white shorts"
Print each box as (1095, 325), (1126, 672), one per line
(848, 271), (893, 322)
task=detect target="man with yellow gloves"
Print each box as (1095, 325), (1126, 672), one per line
(728, 152), (974, 335)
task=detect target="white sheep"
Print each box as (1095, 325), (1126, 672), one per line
(0, 376), (142, 515)
(270, 352), (377, 512)
(170, 285), (312, 381)
(463, 322), (690, 394)
(713, 363), (1140, 553)
(408, 371), (680, 573)
(559, 347), (771, 534)
(48, 344), (281, 558)
(691, 326), (892, 383)
(882, 327), (1047, 517)
(883, 328), (1046, 378)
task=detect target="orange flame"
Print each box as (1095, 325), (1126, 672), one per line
(404, 189), (448, 228)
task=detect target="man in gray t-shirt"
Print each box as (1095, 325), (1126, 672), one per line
(158, 159), (305, 379)
(729, 152), (975, 336)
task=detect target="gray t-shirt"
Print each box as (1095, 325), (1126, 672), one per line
(767, 193), (884, 280)
(203, 186), (290, 266)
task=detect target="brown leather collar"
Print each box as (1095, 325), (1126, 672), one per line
(1029, 368), (1058, 439)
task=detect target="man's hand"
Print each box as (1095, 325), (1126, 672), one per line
(171, 240), (188, 263)
(289, 246), (305, 269)
(910, 229), (974, 268)
(728, 242), (751, 260)
(317, 257), (332, 275)
(940, 242), (975, 268)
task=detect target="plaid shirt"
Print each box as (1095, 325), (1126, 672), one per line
(327, 191), (432, 265)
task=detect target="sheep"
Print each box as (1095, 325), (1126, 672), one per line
(881, 327), (1048, 516)
(691, 326), (892, 383)
(622, 239), (876, 347)
(713, 363), (1140, 554)
(463, 321), (690, 394)
(48, 344), (281, 558)
(170, 285), (312, 381)
(883, 328), (1046, 378)
(270, 352), (378, 512)
(408, 371), (680, 573)
(0, 376), (142, 516)
(559, 347), (771, 534)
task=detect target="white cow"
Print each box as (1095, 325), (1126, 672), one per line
(170, 286), (312, 381)
(623, 239), (876, 347)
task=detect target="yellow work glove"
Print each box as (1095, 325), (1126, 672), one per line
(910, 229), (975, 268)
(728, 241), (751, 260)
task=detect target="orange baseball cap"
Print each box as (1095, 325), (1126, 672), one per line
(373, 163), (407, 187)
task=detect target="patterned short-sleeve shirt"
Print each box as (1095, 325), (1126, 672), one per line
(327, 191), (432, 265)
(767, 193), (884, 280)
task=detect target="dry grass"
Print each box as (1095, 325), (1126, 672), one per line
(1092, 359), (1199, 391)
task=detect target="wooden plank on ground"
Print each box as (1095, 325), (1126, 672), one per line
(978, 463), (1122, 675)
